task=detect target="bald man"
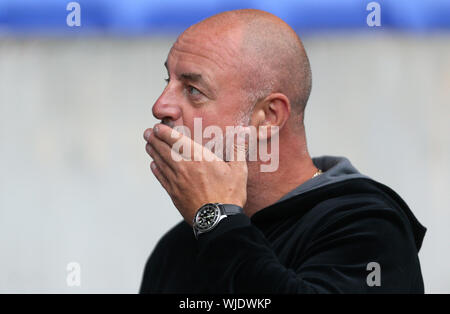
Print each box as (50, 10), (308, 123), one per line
(141, 9), (426, 293)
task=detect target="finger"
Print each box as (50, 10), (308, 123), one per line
(143, 128), (153, 141)
(153, 123), (195, 160)
(146, 142), (177, 181)
(152, 123), (183, 146)
(192, 139), (222, 162)
(147, 127), (185, 172)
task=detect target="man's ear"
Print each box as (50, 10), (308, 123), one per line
(249, 93), (291, 140)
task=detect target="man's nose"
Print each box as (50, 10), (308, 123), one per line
(152, 88), (182, 122)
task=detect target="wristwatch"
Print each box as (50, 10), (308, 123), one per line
(192, 203), (243, 239)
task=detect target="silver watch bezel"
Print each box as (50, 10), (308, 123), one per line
(193, 203), (226, 238)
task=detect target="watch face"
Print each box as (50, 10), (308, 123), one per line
(195, 204), (220, 231)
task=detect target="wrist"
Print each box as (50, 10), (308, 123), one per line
(192, 203), (244, 239)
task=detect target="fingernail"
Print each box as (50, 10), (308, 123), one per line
(154, 125), (159, 135)
(144, 129), (152, 140)
(151, 162), (157, 170)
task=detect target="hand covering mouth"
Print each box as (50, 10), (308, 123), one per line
(161, 118), (175, 128)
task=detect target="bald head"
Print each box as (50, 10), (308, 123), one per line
(185, 9), (312, 122)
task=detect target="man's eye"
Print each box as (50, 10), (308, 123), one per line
(187, 86), (201, 96)
(164, 78), (169, 84)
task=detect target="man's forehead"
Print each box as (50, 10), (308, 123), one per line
(168, 26), (241, 73)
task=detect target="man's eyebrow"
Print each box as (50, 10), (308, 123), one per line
(163, 62), (206, 85)
(180, 72), (204, 83)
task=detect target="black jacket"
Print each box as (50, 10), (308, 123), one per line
(140, 157), (426, 293)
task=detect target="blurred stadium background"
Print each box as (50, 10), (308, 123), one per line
(0, 0), (449, 293)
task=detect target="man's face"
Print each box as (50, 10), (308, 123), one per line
(152, 25), (249, 145)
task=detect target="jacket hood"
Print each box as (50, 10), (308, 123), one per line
(276, 155), (427, 251)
